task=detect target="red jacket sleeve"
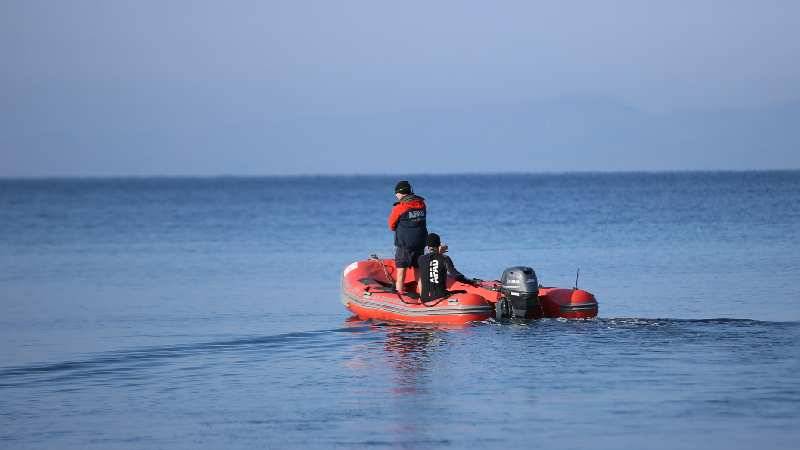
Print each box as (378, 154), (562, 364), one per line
(388, 203), (405, 230)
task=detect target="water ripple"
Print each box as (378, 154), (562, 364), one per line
(0, 326), (375, 388)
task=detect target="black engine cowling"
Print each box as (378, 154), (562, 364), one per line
(499, 266), (540, 319)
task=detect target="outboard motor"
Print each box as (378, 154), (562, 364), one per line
(498, 266), (540, 319)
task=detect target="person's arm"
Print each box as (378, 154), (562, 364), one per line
(443, 255), (469, 283)
(387, 203), (406, 230)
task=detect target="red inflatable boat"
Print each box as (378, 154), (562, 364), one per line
(341, 257), (598, 325)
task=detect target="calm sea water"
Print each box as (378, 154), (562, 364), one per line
(1, 172), (799, 449)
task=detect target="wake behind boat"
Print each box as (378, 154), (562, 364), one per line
(341, 256), (598, 324)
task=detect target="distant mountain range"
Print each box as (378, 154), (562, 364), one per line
(256, 97), (800, 173)
(3, 94), (798, 176)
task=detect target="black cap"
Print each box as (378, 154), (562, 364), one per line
(426, 233), (441, 248)
(394, 180), (412, 194)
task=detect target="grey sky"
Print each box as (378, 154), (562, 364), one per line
(1, 0), (798, 176)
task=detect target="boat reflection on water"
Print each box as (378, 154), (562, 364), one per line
(382, 323), (444, 395)
(341, 317), (482, 446)
(344, 316), (468, 395)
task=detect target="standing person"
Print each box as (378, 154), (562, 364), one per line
(388, 180), (427, 293)
(417, 233), (470, 301)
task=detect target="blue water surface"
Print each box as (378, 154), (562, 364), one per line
(1, 172), (799, 449)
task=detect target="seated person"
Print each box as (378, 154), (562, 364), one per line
(416, 233), (470, 301)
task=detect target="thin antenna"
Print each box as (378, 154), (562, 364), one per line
(574, 268), (580, 290)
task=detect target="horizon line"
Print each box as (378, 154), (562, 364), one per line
(1, 167), (799, 181)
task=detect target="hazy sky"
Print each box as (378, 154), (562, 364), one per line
(1, 0), (798, 176)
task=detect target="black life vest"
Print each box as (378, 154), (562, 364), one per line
(418, 252), (448, 301)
